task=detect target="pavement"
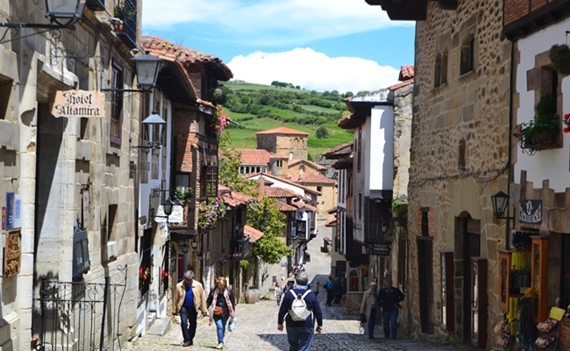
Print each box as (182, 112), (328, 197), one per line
(126, 223), (465, 351)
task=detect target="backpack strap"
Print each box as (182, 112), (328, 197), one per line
(302, 290), (311, 298)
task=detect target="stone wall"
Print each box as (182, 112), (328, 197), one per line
(408, 1), (511, 347)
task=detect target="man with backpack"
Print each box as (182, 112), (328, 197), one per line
(277, 271), (323, 351)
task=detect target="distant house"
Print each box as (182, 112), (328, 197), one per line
(255, 127), (309, 160)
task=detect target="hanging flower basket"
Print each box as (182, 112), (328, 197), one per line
(550, 44), (570, 75)
(198, 197), (226, 230)
(513, 95), (560, 155)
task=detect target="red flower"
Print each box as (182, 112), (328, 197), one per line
(564, 127), (569, 134)
(564, 113), (570, 120)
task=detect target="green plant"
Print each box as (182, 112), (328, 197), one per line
(550, 44), (570, 75)
(240, 259), (250, 270)
(198, 197), (226, 230)
(512, 95), (559, 144)
(173, 186), (193, 203)
(392, 199), (408, 218)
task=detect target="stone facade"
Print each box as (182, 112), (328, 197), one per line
(407, 1), (511, 347)
(256, 127), (309, 160)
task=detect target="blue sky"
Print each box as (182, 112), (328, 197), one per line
(141, 0), (415, 93)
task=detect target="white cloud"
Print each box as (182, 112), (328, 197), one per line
(142, 0), (411, 46)
(227, 48), (400, 93)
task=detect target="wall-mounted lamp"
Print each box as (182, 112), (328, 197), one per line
(162, 198), (183, 217)
(191, 240), (198, 250)
(179, 242), (189, 254)
(491, 191), (515, 221)
(491, 191), (516, 250)
(131, 112), (166, 150)
(381, 225), (387, 233)
(102, 51), (162, 93)
(0, 0), (85, 30)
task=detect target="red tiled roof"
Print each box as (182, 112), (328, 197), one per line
(293, 173), (336, 185)
(218, 186), (255, 207)
(261, 187), (298, 198)
(291, 199), (317, 212)
(399, 65), (414, 80)
(324, 215), (337, 227)
(322, 141), (353, 158)
(238, 149), (274, 165)
(244, 225), (264, 242)
(255, 127), (309, 136)
(245, 173), (320, 195)
(338, 113), (365, 129)
(288, 159), (326, 170)
(276, 201), (298, 212)
(388, 79), (414, 90)
(141, 36), (232, 81)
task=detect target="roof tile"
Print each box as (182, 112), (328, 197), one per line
(255, 127), (309, 136)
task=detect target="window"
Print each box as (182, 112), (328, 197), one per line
(460, 37), (475, 75)
(201, 165), (218, 197)
(434, 51), (448, 87)
(421, 207), (429, 237)
(73, 227), (90, 280)
(277, 160), (283, 167)
(175, 173), (191, 192)
(110, 61), (123, 146)
(316, 186), (322, 192)
(458, 138), (466, 169)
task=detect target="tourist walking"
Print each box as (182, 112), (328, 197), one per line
(360, 281), (380, 339)
(275, 282), (283, 306)
(277, 272), (323, 351)
(333, 278), (343, 305)
(325, 276), (334, 306)
(378, 278), (405, 339)
(207, 277), (236, 349)
(173, 270), (208, 347)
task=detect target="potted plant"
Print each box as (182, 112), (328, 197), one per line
(173, 186), (193, 203)
(564, 113), (570, 134)
(550, 44), (570, 75)
(198, 197), (226, 230)
(112, 3), (124, 32)
(513, 95), (560, 153)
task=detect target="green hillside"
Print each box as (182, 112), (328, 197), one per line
(220, 81), (354, 160)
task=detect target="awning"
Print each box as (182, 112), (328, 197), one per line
(169, 227), (196, 242)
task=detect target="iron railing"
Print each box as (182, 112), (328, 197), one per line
(33, 271), (126, 351)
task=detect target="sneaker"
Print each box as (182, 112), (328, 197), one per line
(216, 343), (224, 349)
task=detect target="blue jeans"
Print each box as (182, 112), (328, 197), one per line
(382, 308), (398, 338)
(179, 306), (197, 343)
(214, 315), (229, 344)
(368, 308), (376, 337)
(287, 325), (314, 351)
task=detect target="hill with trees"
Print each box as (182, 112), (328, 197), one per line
(218, 81), (362, 160)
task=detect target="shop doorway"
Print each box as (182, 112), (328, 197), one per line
(417, 236), (434, 333)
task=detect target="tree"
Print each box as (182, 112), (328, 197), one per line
(316, 126), (329, 139)
(248, 196), (291, 264)
(218, 131), (291, 265)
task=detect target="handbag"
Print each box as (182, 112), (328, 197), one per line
(213, 306), (223, 316)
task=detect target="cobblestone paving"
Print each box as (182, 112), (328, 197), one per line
(128, 226), (464, 351)
(127, 287), (463, 351)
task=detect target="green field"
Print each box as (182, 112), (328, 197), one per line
(221, 81), (353, 160)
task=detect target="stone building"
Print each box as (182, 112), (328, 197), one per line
(0, 1), (149, 349)
(255, 127), (309, 160)
(374, 1), (512, 348)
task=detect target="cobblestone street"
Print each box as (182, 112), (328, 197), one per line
(127, 282), (463, 351)
(127, 225), (464, 351)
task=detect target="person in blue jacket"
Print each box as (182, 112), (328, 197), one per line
(277, 272), (323, 351)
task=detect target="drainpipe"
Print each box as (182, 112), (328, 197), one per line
(506, 41), (515, 250)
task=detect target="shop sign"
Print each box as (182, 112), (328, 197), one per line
(368, 243), (390, 256)
(51, 90), (105, 118)
(5, 192), (21, 230)
(519, 200), (542, 224)
(4, 229), (21, 277)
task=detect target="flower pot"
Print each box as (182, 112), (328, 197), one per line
(113, 22), (124, 33)
(244, 288), (260, 304)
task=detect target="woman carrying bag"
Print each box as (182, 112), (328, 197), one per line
(207, 277), (236, 349)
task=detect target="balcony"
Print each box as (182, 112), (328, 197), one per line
(86, 0), (105, 10)
(114, 0), (138, 49)
(503, 0), (570, 41)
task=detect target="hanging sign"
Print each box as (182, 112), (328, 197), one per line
(4, 229), (21, 277)
(519, 200), (542, 224)
(367, 243), (391, 256)
(51, 90), (105, 118)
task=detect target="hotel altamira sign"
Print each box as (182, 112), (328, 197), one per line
(51, 90), (105, 118)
